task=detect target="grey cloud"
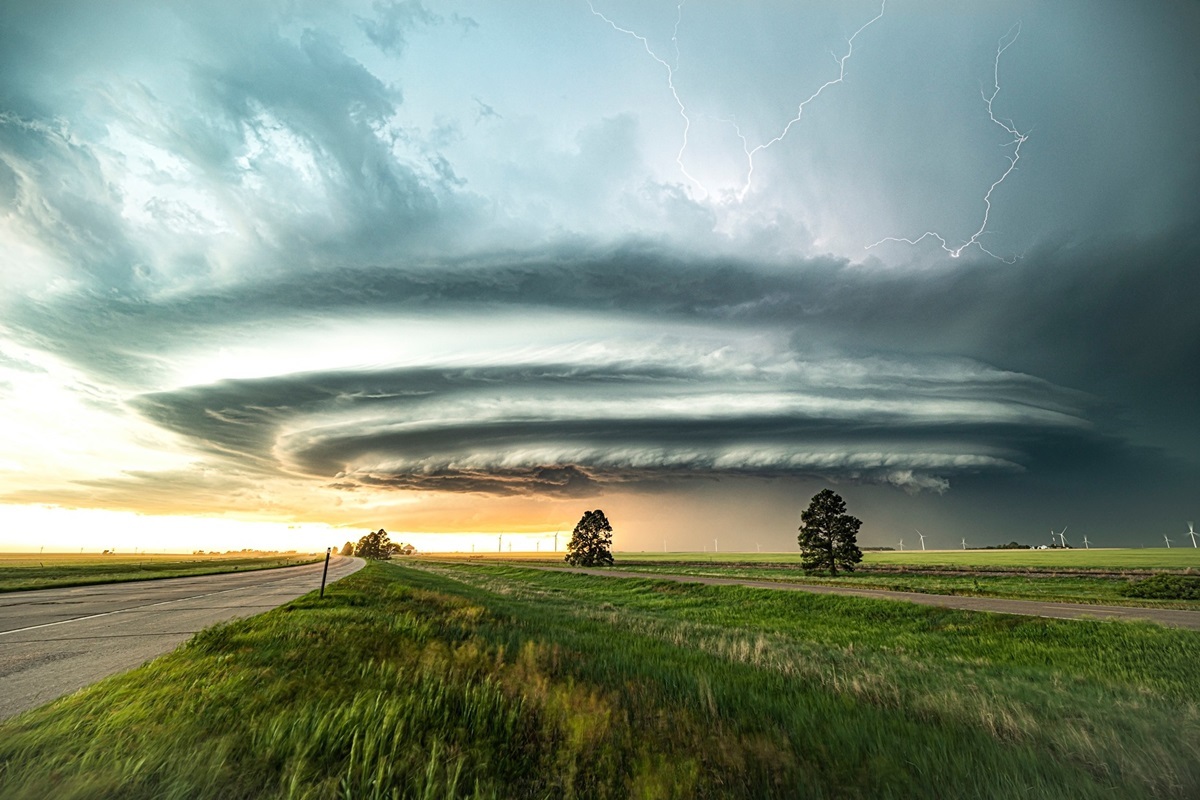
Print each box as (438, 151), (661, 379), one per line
(357, 1), (440, 56)
(124, 356), (1097, 499)
(0, 1), (474, 300)
(0, 115), (142, 288)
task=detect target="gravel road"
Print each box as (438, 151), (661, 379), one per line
(0, 555), (364, 722)
(546, 566), (1200, 630)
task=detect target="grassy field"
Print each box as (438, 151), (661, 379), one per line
(1, 560), (1196, 798)
(554, 563), (1198, 608)
(430, 548), (1200, 607)
(0, 552), (323, 593)
(607, 548), (1200, 571)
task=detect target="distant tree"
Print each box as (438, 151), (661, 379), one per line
(354, 529), (394, 560)
(564, 510), (614, 567)
(340, 541), (354, 556)
(797, 489), (863, 576)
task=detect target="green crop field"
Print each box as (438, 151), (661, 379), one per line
(0, 552), (323, 593)
(1, 560), (1196, 798)
(600, 548), (1200, 571)
(434, 548), (1200, 607)
(566, 563), (1199, 608)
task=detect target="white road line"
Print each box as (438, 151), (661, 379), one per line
(0, 561), (354, 637)
(0, 583), (254, 637)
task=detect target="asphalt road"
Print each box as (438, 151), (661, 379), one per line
(548, 567), (1200, 631)
(0, 555), (364, 722)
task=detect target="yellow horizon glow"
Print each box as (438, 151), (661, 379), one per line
(0, 504), (587, 554)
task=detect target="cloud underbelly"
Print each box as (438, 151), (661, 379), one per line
(136, 357), (1090, 498)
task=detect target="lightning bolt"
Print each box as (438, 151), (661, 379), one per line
(867, 23), (1029, 262)
(587, 0), (708, 197)
(731, 0), (887, 201)
(588, 3), (1030, 260)
(587, 0), (886, 202)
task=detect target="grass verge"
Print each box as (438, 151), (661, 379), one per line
(1, 561), (1196, 798)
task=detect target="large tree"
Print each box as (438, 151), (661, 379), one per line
(564, 509), (614, 567)
(354, 528), (394, 560)
(797, 489), (863, 576)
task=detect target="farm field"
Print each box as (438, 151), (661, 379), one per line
(427, 548), (1200, 607)
(0, 552), (323, 593)
(555, 563), (1199, 609)
(1, 560), (1196, 798)
(610, 548), (1200, 571)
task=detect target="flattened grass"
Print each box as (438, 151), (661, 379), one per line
(0, 553), (322, 592)
(1, 561), (1196, 798)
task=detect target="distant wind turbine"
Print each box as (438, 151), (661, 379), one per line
(961, 538), (967, 551)
(898, 538), (905, 551)
(916, 529), (926, 551)
(1082, 535), (1091, 550)
(1164, 534), (1173, 549)
(1054, 526), (1069, 548)
(1187, 522), (1197, 548)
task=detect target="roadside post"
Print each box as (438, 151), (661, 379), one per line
(320, 547), (331, 598)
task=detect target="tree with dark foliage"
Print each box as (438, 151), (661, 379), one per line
(564, 509), (614, 567)
(354, 528), (394, 560)
(797, 490), (863, 576)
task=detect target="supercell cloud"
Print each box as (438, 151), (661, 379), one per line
(1, 1), (1197, 547)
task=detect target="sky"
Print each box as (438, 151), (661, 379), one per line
(1, 0), (1198, 553)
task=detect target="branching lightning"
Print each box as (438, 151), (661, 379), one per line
(587, 3), (1030, 261)
(730, 0), (887, 201)
(587, 0), (707, 196)
(866, 23), (1029, 262)
(587, 0), (886, 201)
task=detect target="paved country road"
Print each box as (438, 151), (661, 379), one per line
(541, 566), (1200, 631)
(0, 555), (364, 722)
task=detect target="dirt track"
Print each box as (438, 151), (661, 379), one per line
(541, 566), (1200, 631)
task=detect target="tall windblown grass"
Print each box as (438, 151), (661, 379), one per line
(1, 561), (1196, 798)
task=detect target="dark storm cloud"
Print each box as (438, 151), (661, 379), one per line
(10, 223), (1198, 415)
(0, 0), (472, 298)
(1, 219), (1174, 506)
(119, 349), (1096, 498)
(2, 1), (1197, 544)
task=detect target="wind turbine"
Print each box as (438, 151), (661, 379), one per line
(916, 530), (926, 551)
(1164, 534), (1173, 549)
(1187, 522), (1197, 548)
(1082, 535), (1091, 550)
(1055, 526), (1069, 548)
(898, 538), (905, 551)
(961, 538), (967, 551)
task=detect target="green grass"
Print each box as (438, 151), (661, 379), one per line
(607, 548), (1200, 571)
(582, 563), (1200, 609)
(1, 561), (1196, 798)
(0, 553), (323, 593)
